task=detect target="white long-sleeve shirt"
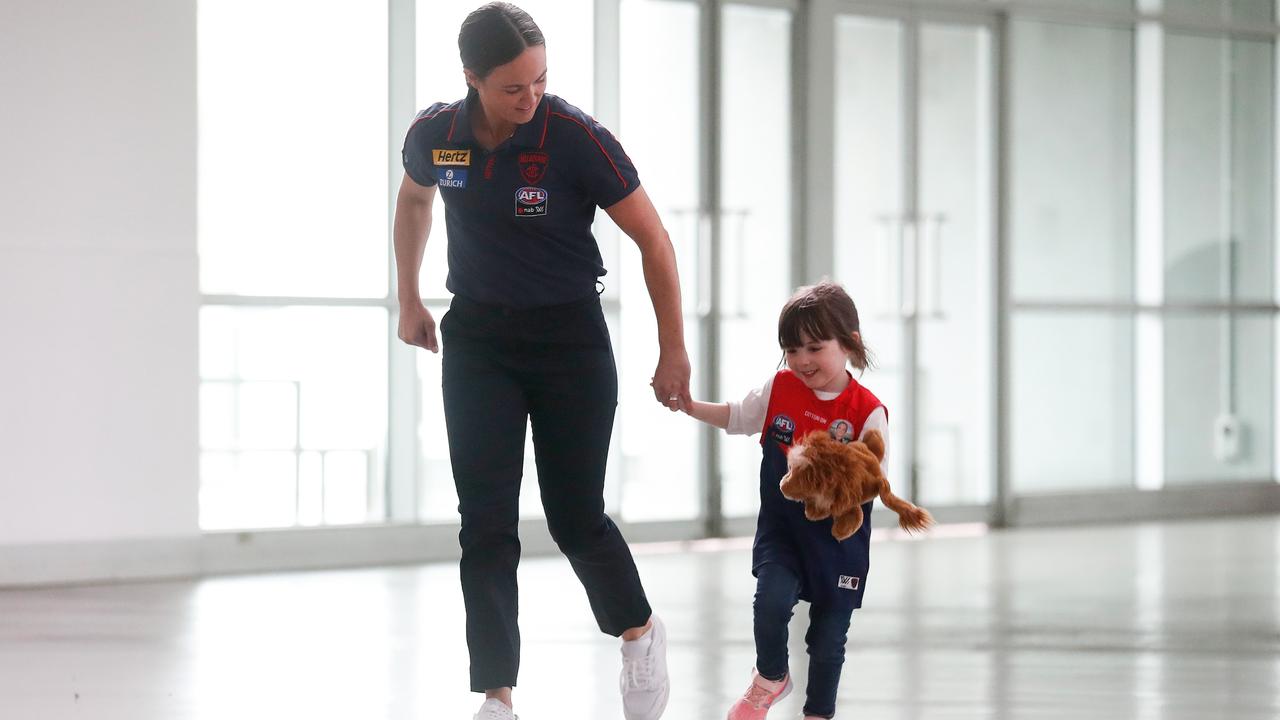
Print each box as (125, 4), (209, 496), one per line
(724, 375), (890, 477)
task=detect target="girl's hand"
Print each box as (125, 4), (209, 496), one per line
(651, 348), (692, 412)
(397, 301), (439, 353)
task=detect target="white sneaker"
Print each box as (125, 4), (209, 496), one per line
(620, 615), (671, 720)
(474, 698), (517, 720)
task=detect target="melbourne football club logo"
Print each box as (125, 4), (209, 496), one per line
(518, 151), (549, 184)
(837, 575), (860, 590)
(515, 186), (548, 217)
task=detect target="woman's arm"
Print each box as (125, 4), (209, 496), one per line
(393, 173), (440, 352)
(604, 186), (691, 409)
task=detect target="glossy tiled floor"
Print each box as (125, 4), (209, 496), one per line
(3, 516), (1279, 719)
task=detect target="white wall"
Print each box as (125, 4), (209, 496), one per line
(0, 0), (199, 546)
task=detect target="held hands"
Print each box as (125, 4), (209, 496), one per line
(650, 348), (692, 413)
(397, 301), (439, 353)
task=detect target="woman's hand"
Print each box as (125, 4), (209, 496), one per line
(398, 301), (439, 353)
(392, 174), (437, 352)
(651, 348), (692, 412)
(604, 187), (692, 414)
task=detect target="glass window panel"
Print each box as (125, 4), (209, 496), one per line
(834, 15), (910, 500)
(1012, 312), (1135, 493)
(324, 450), (374, 524)
(199, 383), (236, 450)
(835, 14), (904, 296)
(198, 0), (388, 298)
(1164, 0), (1274, 24)
(619, 0), (701, 522)
(917, 22), (996, 507)
(236, 382), (299, 450)
(1165, 313), (1274, 484)
(1016, 0), (1134, 10)
(413, 0), (595, 300)
(414, 0), (593, 114)
(200, 451), (298, 531)
(198, 306), (388, 530)
(720, 4), (793, 519)
(1010, 20), (1134, 302)
(416, 302), (456, 523)
(891, 0), (1133, 8)
(198, 452), (238, 529)
(298, 451), (324, 526)
(1165, 34), (1275, 303)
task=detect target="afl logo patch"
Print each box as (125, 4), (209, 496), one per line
(769, 414), (795, 445)
(515, 186), (548, 217)
(518, 151), (549, 184)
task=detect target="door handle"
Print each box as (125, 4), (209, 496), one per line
(872, 212), (946, 321)
(697, 210), (713, 318)
(919, 213), (947, 321)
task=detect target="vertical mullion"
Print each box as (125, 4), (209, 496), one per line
(701, 0), (724, 537)
(387, 0), (419, 523)
(1135, 10), (1165, 492)
(1273, 14), (1280, 484)
(902, 17), (921, 506)
(595, 0), (624, 515)
(791, 0), (810, 290)
(594, 0), (621, 130)
(993, 9), (1013, 528)
(802, 0), (837, 287)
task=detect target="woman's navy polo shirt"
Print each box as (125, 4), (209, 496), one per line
(402, 94), (641, 309)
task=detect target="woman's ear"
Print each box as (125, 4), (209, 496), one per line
(463, 68), (479, 90)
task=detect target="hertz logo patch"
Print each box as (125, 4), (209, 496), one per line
(433, 149), (471, 166)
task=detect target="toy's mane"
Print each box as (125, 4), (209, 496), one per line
(796, 431), (863, 513)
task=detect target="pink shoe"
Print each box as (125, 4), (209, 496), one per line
(726, 668), (793, 720)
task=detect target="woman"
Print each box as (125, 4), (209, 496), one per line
(393, 4), (690, 719)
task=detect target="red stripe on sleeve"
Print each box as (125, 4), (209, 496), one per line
(549, 112), (629, 190)
(407, 107), (456, 136)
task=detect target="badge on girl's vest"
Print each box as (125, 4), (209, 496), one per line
(769, 414), (795, 445)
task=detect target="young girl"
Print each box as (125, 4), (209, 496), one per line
(678, 281), (886, 720)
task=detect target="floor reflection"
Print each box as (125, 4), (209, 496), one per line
(0, 515), (1278, 719)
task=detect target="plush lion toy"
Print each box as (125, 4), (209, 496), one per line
(779, 429), (933, 541)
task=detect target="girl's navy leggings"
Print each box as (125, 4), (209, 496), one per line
(754, 561), (853, 718)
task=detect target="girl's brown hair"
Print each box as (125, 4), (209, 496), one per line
(777, 280), (874, 371)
